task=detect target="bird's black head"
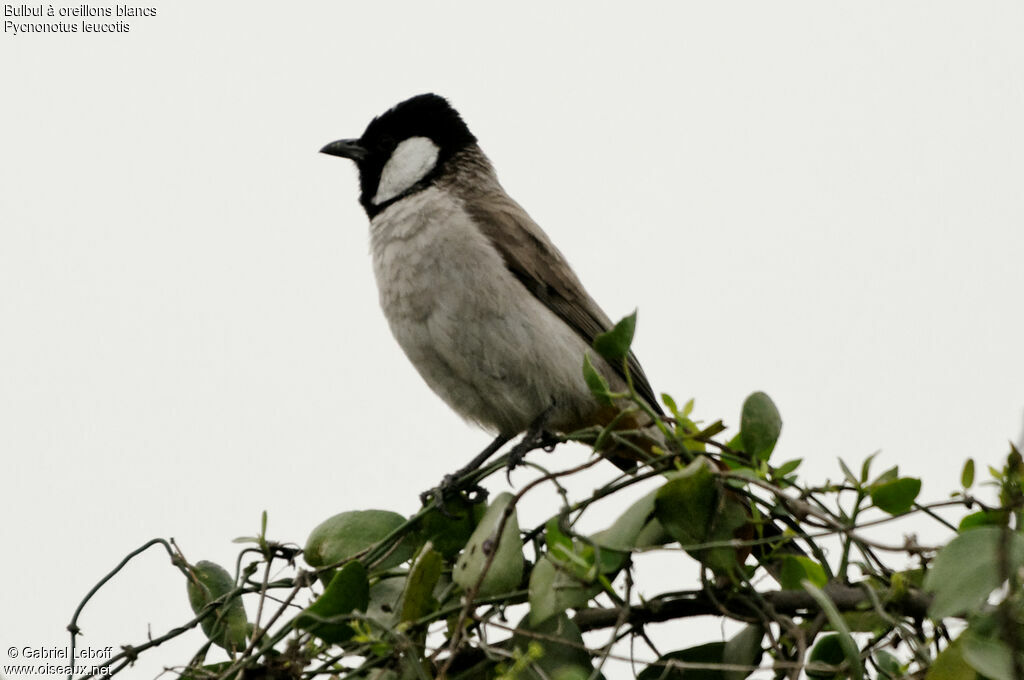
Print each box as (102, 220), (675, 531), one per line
(321, 94), (477, 216)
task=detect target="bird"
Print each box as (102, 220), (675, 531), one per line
(320, 93), (665, 487)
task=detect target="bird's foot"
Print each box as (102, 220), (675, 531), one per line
(504, 428), (558, 481)
(420, 475), (489, 517)
(505, 440), (531, 473)
(539, 430), (561, 452)
(418, 433), (510, 512)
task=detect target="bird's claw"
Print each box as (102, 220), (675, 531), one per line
(503, 439), (533, 483)
(503, 429), (560, 482)
(420, 476), (489, 517)
(539, 431), (560, 452)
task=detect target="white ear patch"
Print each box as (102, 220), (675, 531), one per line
(372, 136), (440, 205)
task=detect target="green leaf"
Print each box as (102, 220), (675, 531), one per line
(958, 510), (1007, 531)
(633, 517), (673, 548)
(873, 650), (902, 680)
(526, 556), (563, 624)
(582, 353), (614, 406)
(416, 495), (484, 559)
(578, 540), (626, 577)
(739, 392), (782, 461)
(185, 560), (248, 653)
(655, 459), (717, 546)
(803, 582), (863, 680)
(654, 457), (748, 575)
(593, 310), (637, 363)
(924, 526), (1024, 619)
(510, 613), (594, 679)
(682, 398), (695, 417)
(891, 567), (925, 590)
(869, 477), (921, 515)
(807, 634), (847, 679)
(637, 642), (728, 680)
(545, 517), (575, 558)
(837, 458), (859, 487)
(725, 432), (744, 454)
(925, 638), (976, 680)
(399, 544), (443, 623)
(527, 554), (599, 625)
(591, 488), (658, 552)
(840, 610), (890, 634)
(859, 452), (879, 484)
(961, 458), (975, 488)
(365, 575), (405, 626)
(723, 625), (764, 680)
(779, 555), (828, 590)
(870, 466), (899, 487)
(296, 561), (369, 644)
(304, 509), (413, 571)
(961, 629), (1019, 680)
(774, 458), (803, 478)
(453, 492), (523, 597)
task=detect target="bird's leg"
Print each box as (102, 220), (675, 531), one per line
(446, 433), (514, 484)
(420, 433), (512, 509)
(505, 406), (556, 477)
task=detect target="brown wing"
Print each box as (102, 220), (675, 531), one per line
(460, 191), (664, 418)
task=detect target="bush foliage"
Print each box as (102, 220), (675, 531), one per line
(67, 317), (1024, 680)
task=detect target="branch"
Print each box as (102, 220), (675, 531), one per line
(573, 583), (932, 632)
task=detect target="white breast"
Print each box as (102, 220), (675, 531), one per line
(368, 187), (603, 435)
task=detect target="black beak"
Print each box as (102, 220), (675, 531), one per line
(319, 138), (367, 161)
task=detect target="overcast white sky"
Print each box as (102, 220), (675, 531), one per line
(2, 2), (1023, 678)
